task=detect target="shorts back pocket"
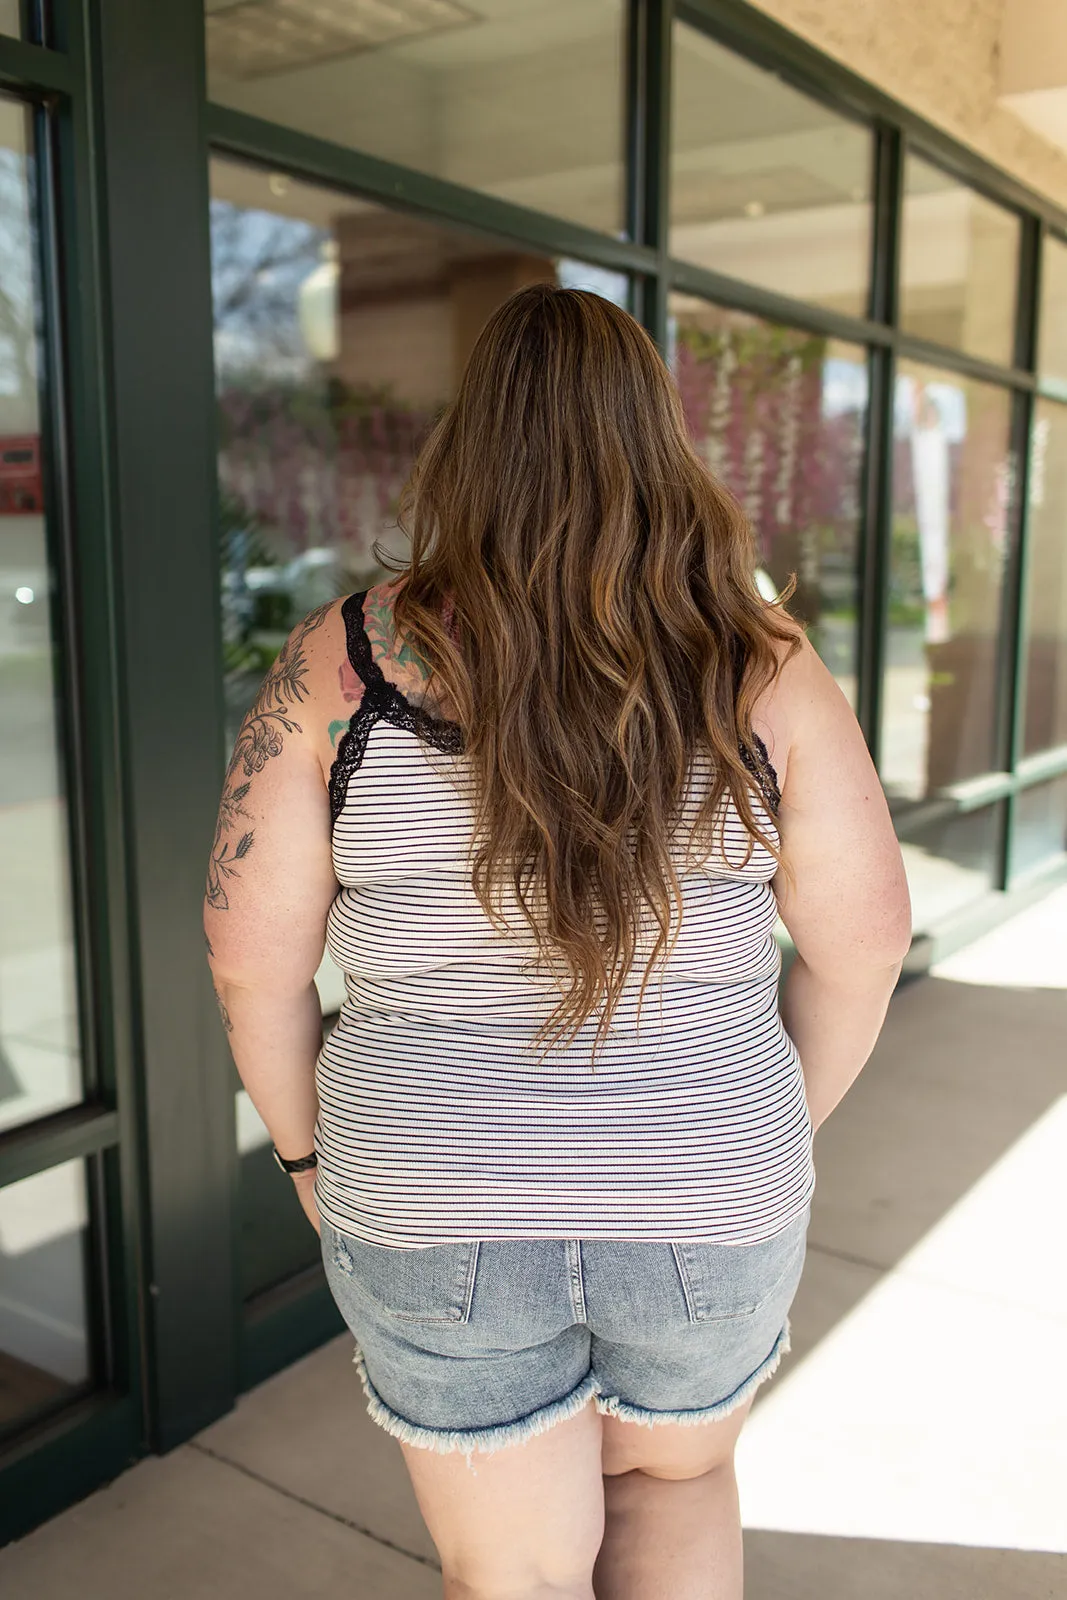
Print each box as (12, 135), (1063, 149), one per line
(327, 1226), (481, 1325)
(671, 1210), (808, 1324)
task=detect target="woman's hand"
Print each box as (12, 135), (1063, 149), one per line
(291, 1168), (321, 1235)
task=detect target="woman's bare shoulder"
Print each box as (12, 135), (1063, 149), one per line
(748, 619), (830, 794)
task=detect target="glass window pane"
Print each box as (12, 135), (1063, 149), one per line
(668, 295), (866, 701)
(899, 804), (1000, 934)
(1011, 776), (1067, 882)
(670, 23), (872, 318)
(899, 154), (1020, 365)
(0, 98), (84, 1135)
(0, 1160), (92, 1439)
(206, 1), (627, 236)
(211, 155), (630, 1294)
(882, 363), (1013, 806)
(1022, 399), (1067, 755)
(1037, 235), (1067, 382)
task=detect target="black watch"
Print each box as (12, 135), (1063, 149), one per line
(272, 1147), (318, 1175)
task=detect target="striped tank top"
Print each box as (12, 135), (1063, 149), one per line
(313, 591), (816, 1248)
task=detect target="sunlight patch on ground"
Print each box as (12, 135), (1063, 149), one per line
(736, 1094), (1067, 1551)
(930, 883), (1067, 989)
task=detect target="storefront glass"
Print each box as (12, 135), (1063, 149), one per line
(1036, 234), (1067, 382)
(670, 21), (872, 317)
(881, 361), (1013, 804)
(899, 155), (1021, 366)
(899, 804), (1001, 931)
(668, 294), (866, 699)
(0, 97), (84, 1136)
(1012, 776), (1067, 880)
(0, 1160), (91, 1441)
(206, 0), (628, 236)
(1021, 399), (1067, 756)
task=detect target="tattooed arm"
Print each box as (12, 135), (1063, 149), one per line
(204, 600), (359, 1230)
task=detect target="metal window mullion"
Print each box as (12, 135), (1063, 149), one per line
(206, 103), (654, 281)
(0, 32), (73, 93)
(1000, 218), (1044, 886)
(667, 254), (893, 349)
(0, 1107), (120, 1190)
(858, 344), (896, 756)
(631, 0), (672, 349)
(858, 125), (901, 755)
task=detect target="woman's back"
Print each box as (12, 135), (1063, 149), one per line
(314, 586), (815, 1249)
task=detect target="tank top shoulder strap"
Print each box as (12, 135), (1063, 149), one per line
(328, 591), (465, 824)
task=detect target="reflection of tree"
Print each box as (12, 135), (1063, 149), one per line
(210, 198), (441, 585)
(211, 199), (324, 375)
(674, 321), (863, 632)
(216, 378), (439, 569)
(0, 149), (37, 424)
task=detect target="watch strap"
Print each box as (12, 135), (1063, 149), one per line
(272, 1147), (318, 1174)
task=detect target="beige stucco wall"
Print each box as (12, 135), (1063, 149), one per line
(749, 0), (1067, 210)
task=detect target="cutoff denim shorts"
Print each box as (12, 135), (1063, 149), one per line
(320, 1199), (811, 1465)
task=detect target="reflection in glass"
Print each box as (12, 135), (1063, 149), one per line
(882, 363), (1012, 805)
(899, 805), (999, 934)
(670, 22), (872, 317)
(1037, 235), (1067, 382)
(1011, 777), (1067, 882)
(206, 0), (626, 235)
(899, 155), (1020, 365)
(0, 1161), (91, 1438)
(668, 296), (866, 699)
(0, 98), (83, 1135)
(211, 156), (629, 1293)
(1022, 400), (1067, 755)
(211, 157), (628, 754)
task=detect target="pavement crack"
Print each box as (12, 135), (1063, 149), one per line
(188, 1442), (441, 1573)
(806, 1239), (888, 1275)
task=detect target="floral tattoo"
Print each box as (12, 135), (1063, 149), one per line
(205, 602), (331, 911)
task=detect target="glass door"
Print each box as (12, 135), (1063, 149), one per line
(208, 154), (629, 1303)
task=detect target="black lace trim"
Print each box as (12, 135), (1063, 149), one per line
(742, 732), (782, 818)
(328, 592), (465, 823)
(328, 591), (782, 822)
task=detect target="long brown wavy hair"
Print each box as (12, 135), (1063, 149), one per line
(384, 284), (800, 1060)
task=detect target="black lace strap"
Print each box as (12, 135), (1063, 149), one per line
(329, 591), (781, 822)
(328, 592), (464, 823)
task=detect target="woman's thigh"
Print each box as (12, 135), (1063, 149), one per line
(400, 1400), (606, 1590)
(600, 1396), (754, 1480)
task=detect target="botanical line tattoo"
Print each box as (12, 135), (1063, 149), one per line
(214, 990), (234, 1033)
(206, 602), (331, 911)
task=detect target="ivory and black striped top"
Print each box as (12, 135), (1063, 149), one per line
(312, 591), (816, 1248)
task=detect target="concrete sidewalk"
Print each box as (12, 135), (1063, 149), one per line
(3, 888), (1067, 1598)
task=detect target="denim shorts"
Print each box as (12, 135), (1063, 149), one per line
(320, 1201), (811, 1465)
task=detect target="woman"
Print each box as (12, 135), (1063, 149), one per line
(205, 285), (911, 1600)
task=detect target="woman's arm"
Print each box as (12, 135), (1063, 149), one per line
(204, 601), (354, 1230)
(763, 635), (913, 1132)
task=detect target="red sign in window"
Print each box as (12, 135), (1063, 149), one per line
(0, 435), (44, 514)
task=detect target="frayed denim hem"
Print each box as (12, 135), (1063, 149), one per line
(352, 1346), (601, 1468)
(593, 1316), (792, 1429)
